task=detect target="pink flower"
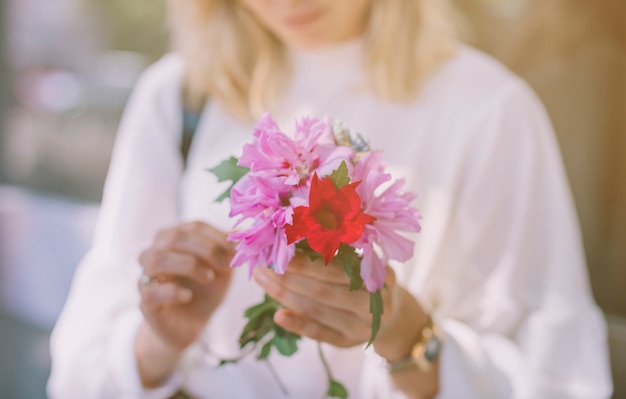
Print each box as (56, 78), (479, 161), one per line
(238, 114), (302, 185)
(294, 116), (336, 148)
(360, 244), (388, 292)
(229, 170), (296, 275)
(229, 175), (289, 222)
(229, 215), (295, 276)
(238, 114), (354, 187)
(230, 219), (277, 277)
(293, 117), (354, 178)
(269, 224), (295, 274)
(351, 151), (421, 291)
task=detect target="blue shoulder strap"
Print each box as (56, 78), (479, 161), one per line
(180, 103), (204, 169)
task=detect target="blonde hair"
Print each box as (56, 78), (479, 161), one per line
(169, 0), (458, 121)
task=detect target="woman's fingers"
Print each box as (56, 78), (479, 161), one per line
(253, 264), (395, 314)
(154, 222), (235, 271)
(136, 222), (237, 354)
(140, 221), (235, 285)
(254, 269), (370, 334)
(253, 267), (369, 312)
(140, 249), (216, 284)
(139, 281), (193, 308)
(254, 261), (397, 347)
(274, 309), (364, 348)
(285, 254), (350, 284)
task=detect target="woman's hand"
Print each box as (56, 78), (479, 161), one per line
(252, 252), (401, 348)
(253, 253), (439, 398)
(135, 221), (234, 387)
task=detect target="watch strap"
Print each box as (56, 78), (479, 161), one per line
(385, 317), (442, 373)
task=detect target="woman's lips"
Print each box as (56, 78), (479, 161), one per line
(283, 9), (324, 28)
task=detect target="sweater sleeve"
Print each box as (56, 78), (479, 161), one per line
(361, 80), (612, 399)
(433, 82), (613, 399)
(47, 53), (189, 399)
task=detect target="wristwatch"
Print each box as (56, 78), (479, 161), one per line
(385, 317), (443, 373)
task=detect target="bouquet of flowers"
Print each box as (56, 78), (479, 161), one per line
(209, 114), (421, 398)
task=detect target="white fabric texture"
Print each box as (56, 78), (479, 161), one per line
(48, 42), (613, 399)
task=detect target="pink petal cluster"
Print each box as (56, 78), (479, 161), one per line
(238, 114), (353, 186)
(351, 151), (422, 292)
(226, 113), (421, 292)
(229, 114), (355, 276)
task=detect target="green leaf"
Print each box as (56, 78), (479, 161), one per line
(243, 302), (269, 319)
(239, 316), (274, 348)
(273, 329), (299, 356)
(239, 295), (281, 348)
(215, 188), (233, 203)
(328, 161), (350, 189)
(327, 380), (349, 399)
(275, 325), (300, 340)
(243, 297), (278, 319)
(240, 306), (272, 337)
(295, 240), (324, 261)
(257, 341), (272, 360)
(367, 290), (384, 348)
(336, 244), (363, 291)
(218, 359), (237, 367)
(207, 157), (250, 202)
(208, 156), (249, 182)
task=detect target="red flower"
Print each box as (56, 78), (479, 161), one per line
(285, 173), (376, 264)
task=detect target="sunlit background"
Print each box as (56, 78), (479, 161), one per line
(0, 1), (624, 398)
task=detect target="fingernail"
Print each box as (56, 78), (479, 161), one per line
(253, 269), (268, 283)
(205, 269), (215, 281)
(252, 269), (267, 281)
(275, 310), (292, 326)
(179, 289), (192, 302)
(219, 254), (229, 266)
(220, 248), (235, 266)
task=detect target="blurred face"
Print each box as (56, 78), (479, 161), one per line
(238, 0), (371, 49)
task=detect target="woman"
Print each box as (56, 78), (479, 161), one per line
(48, 1), (613, 398)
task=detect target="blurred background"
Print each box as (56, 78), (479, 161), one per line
(0, 0), (624, 398)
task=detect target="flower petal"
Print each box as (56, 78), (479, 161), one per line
(360, 244), (387, 293)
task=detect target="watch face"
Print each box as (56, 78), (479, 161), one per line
(423, 335), (442, 363)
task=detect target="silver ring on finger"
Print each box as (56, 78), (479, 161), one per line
(139, 273), (156, 285)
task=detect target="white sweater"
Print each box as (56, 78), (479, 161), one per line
(48, 41), (612, 399)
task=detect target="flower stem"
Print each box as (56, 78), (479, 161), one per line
(317, 341), (333, 382)
(317, 342), (349, 398)
(265, 359), (290, 396)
